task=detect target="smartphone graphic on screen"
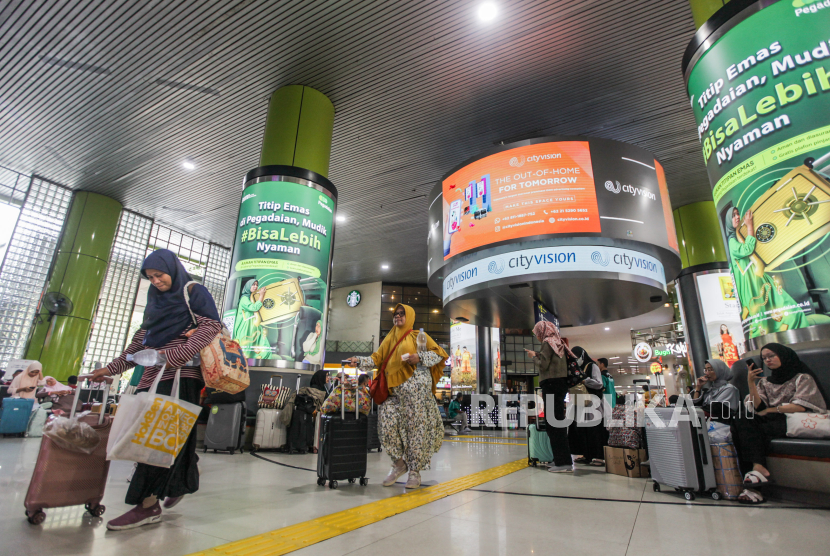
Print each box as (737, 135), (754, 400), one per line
(449, 200), (462, 233)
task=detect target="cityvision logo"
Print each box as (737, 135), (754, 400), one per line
(445, 267), (478, 292)
(604, 180), (656, 200)
(487, 259), (505, 274)
(508, 155), (525, 167)
(591, 251), (609, 267)
(793, 0), (829, 17)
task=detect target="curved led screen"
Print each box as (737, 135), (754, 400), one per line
(438, 138), (679, 262)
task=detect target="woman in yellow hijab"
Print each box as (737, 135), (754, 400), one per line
(348, 304), (447, 488)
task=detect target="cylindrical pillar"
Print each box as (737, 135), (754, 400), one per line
(224, 86), (336, 372)
(476, 325), (492, 395)
(25, 192), (122, 380)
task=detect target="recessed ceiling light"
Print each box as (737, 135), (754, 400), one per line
(478, 2), (497, 21)
(336, 215), (346, 222)
(664, 302), (671, 307)
(182, 159), (196, 170)
(381, 264), (389, 270)
(604, 327), (610, 331)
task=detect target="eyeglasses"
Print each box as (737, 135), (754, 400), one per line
(761, 354), (778, 362)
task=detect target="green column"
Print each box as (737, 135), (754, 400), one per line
(687, 0), (731, 29)
(25, 192), (122, 381)
(673, 201), (727, 269)
(259, 85), (335, 178)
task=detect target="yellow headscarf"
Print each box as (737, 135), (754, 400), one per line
(371, 304), (448, 391)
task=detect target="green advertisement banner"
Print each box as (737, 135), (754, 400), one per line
(223, 180), (335, 364)
(687, 0), (830, 339)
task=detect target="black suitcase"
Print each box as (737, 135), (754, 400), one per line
(367, 400), (381, 452)
(204, 402), (246, 454)
(316, 384), (369, 489)
(288, 394), (316, 453)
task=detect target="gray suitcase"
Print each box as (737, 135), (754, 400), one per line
(204, 402), (246, 454)
(645, 406), (718, 501)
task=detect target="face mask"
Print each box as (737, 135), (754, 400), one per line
(577, 355), (584, 366)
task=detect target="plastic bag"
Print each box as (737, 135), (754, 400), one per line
(707, 420), (732, 443)
(42, 416), (101, 454)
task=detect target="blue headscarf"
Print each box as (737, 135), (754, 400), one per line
(141, 249), (220, 348)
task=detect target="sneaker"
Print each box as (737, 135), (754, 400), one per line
(162, 496), (183, 509)
(461, 428), (473, 434)
(405, 471), (421, 489)
(106, 502), (162, 531)
(547, 465), (574, 473)
(382, 460), (407, 487)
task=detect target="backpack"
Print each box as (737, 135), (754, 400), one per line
(601, 374), (616, 408)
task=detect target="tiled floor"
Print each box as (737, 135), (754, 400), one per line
(2, 431), (828, 556)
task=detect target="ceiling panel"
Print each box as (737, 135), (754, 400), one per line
(0, 0), (708, 289)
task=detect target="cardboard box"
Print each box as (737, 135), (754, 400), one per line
(604, 446), (648, 478)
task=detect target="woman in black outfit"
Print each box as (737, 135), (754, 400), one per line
(569, 346), (609, 467)
(92, 249), (221, 530)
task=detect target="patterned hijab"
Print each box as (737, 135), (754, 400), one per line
(532, 321), (573, 358)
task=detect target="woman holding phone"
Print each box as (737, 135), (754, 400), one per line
(732, 343), (827, 504)
(8, 362), (43, 399)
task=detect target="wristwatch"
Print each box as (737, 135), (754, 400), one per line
(776, 406), (782, 413)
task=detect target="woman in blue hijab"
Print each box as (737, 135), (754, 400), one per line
(91, 249), (222, 531)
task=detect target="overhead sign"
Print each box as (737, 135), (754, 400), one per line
(443, 245), (666, 299)
(346, 290), (361, 307)
(652, 342), (688, 358)
(634, 342), (653, 362)
(685, 1), (830, 339)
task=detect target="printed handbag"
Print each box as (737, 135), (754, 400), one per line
(184, 281), (250, 394)
(786, 413), (830, 438)
(607, 404), (642, 449)
(258, 383), (279, 408)
(565, 355), (585, 387)
(107, 366), (201, 468)
(321, 385), (371, 416)
(710, 442), (742, 500)
(369, 331), (413, 405)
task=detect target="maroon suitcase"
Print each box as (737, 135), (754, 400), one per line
(24, 375), (113, 525)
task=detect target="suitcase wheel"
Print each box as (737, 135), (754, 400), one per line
(85, 504), (106, 517)
(27, 510), (46, 525)
(378, 447), (382, 453)
(711, 491), (721, 501)
(230, 450), (235, 455)
(348, 478), (356, 484)
(683, 491), (695, 501)
(360, 477), (368, 486)
(653, 483), (660, 492)
(329, 480), (338, 489)
(204, 447), (208, 453)
(317, 477), (326, 487)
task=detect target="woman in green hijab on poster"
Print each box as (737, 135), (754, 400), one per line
(725, 207), (807, 338)
(233, 279), (274, 359)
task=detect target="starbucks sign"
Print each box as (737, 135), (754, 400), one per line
(346, 290), (361, 307)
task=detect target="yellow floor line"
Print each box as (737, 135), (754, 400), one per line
(186, 459), (527, 556)
(444, 438), (527, 446)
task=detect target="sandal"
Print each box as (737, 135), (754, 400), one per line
(738, 488), (766, 504)
(573, 457), (589, 465)
(743, 470), (773, 487)
(589, 459), (605, 467)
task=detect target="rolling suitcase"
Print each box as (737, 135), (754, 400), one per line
(527, 387), (553, 466)
(1, 397), (35, 436)
(646, 406), (718, 501)
(317, 383), (368, 489)
(252, 375), (296, 451)
(367, 400), (381, 452)
(24, 375), (113, 524)
(204, 402), (246, 454)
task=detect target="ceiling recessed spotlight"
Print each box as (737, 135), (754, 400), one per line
(336, 215), (346, 222)
(664, 302), (671, 307)
(604, 327), (610, 331)
(381, 264), (389, 270)
(478, 2), (497, 21)
(182, 158), (196, 170)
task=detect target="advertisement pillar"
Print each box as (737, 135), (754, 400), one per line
(684, 0), (830, 349)
(224, 86), (336, 370)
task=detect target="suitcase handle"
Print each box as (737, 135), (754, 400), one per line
(73, 373), (111, 425)
(339, 379), (360, 419)
(270, 374), (283, 388)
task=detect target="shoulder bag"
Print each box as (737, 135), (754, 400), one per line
(183, 281), (250, 394)
(369, 332), (412, 405)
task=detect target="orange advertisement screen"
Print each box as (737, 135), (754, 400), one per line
(654, 160), (679, 252)
(442, 142), (600, 260)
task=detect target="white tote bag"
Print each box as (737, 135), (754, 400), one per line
(786, 413), (830, 438)
(107, 365), (201, 468)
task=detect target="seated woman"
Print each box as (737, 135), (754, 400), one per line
(732, 343), (827, 504)
(35, 376), (80, 415)
(692, 359), (740, 418)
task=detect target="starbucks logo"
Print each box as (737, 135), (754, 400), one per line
(346, 290), (361, 308)
(756, 223), (776, 243)
(262, 298), (275, 309)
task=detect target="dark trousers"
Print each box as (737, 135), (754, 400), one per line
(732, 412), (787, 474)
(540, 378), (571, 467)
(125, 378), (204, 505)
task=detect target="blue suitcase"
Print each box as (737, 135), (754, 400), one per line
(1, 398), (35, 436)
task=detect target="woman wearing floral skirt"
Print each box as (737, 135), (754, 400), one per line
(348, 304), (447, 488)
